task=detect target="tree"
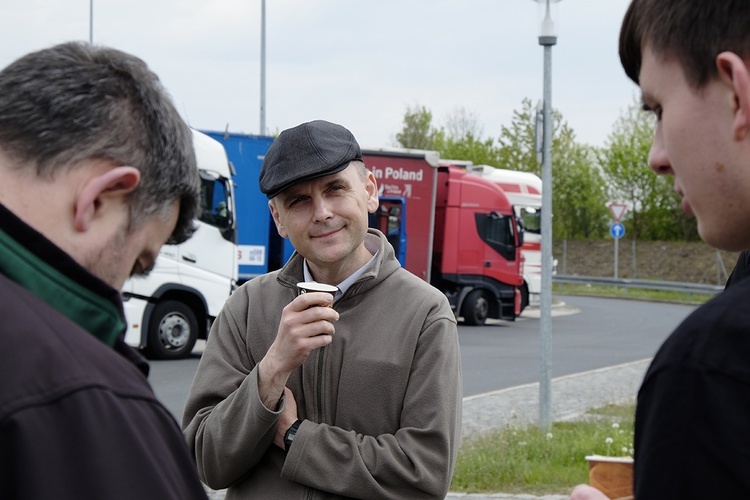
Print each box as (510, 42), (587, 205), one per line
(432, 107), (499, 165)
(599, 98), (697, 241)
(553, 142), (609, 239)
(394, 105), (438, 150)
(395, 104), (501, 166)
(497, 98), (609, 238)
(444, 107), (484, 140)
(496, 99), (540, 175)
(435, 132), (500, 166)
(394, 100), (610, 239)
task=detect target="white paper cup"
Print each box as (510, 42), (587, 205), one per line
(296, 282), (338, 306)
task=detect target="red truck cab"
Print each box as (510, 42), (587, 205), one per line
(364, 148), (523, 325)
(433, 165), (524, 323)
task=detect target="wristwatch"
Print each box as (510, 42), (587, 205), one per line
(284, 419), (302, 451)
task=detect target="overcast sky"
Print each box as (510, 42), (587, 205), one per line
(0, 0), (639, 150)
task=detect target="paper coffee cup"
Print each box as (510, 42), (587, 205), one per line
(585, 455), (634, 500)
(296, 282), (338, 307)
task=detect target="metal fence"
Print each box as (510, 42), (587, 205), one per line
(552, 274), (724, 296)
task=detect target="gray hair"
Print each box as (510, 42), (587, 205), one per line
(0, 42), (200, 244)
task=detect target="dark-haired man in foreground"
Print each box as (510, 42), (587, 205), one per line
(0, 42), (207, 499)
(573, 1), (750, 498)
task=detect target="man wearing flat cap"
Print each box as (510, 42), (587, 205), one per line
(183, 120), (462, 499)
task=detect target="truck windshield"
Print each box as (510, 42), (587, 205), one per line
(475, 212), (516, 261)
(519, 206), (541, 235)
(198, 172), (235, 242)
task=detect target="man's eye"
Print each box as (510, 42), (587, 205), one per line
(131, 261), (154, 278)
(641, 103), (662, 121)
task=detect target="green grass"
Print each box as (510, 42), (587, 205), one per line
(450, 403), (635, 495)
(553, 282), (714, 305)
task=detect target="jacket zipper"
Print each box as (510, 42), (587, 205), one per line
(304, 343), (327, 500)
(306, 290), (341, 500)
(316, 346), (325, 423)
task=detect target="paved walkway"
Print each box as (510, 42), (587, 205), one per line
(204, 359), (649, 500)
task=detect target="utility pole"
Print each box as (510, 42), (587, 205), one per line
(260, 0), (267, 135)
(533, 0), (562, 432)
(89, 0), (94, 44)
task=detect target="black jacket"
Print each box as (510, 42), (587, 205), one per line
(0, 203), (207, 499)
(634, 277), (750, 498)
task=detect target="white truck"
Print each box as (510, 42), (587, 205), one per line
(467, 165), (545, 309)
(121, 130), (238, 359)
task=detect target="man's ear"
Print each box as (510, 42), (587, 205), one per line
(269, 199), (288, 238)
(365, 171), (379, 214)
(74, 166), (141, 232)
(717, 52), (750, 141)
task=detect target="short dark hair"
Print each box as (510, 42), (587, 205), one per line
(620, 0), (750, 89)
(0, 42), (200, 244)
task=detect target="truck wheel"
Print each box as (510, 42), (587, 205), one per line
(144, 300), (198, 360)
(520, 283), (529, 312)
(462, 289), (489, 326)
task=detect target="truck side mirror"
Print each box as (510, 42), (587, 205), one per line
(514, 214), (525, 247)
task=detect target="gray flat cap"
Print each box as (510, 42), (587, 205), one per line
(259, 120), (362, 199)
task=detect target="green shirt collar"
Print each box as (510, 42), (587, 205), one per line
(0, 206), (125, 347)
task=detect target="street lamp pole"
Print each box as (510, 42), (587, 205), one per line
(533, 0), (560, 432)
(89, 0), (94, 45)
(260, 0), (267, 136)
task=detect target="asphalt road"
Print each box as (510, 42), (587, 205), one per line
(149, 295), (697, 422)
(459, 295), (696, 395)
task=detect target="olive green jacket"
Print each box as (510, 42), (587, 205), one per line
(183, 230), (462, 499)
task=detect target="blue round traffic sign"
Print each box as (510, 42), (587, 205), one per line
(610, 221), (625, 239)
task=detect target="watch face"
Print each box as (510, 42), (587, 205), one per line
(284, 422), (299, 450)
(285, 420), (301, 445)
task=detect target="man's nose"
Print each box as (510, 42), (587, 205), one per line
(312, 197), (333, 221)
(647, 124), (672, 175)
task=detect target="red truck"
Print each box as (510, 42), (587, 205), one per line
(364, 147), (524, 325)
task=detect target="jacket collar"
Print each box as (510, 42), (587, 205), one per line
(0, 202), (126, 348)
(277, 228), (401, 299)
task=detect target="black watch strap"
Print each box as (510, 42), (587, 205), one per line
(284, 419), (302, 451)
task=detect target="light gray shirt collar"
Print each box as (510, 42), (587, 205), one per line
(303, 234), (380, 301)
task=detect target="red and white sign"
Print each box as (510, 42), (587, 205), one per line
(608, 202), (628, 222)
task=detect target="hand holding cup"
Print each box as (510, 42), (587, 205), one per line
(257, 283), (339, 410)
